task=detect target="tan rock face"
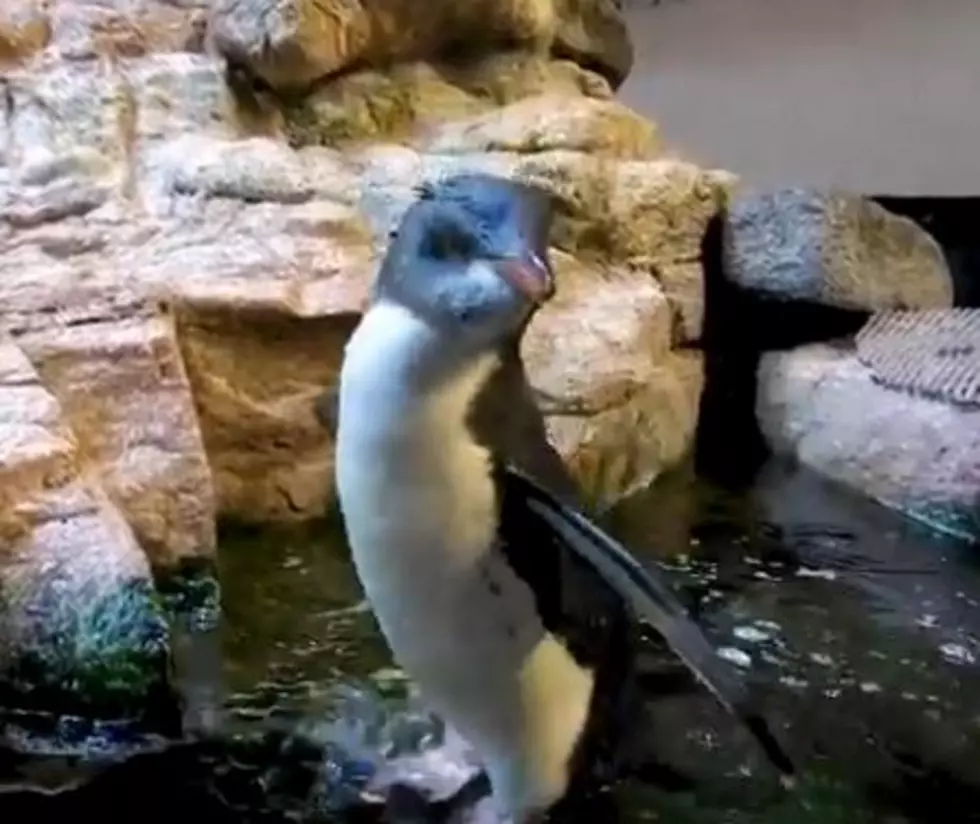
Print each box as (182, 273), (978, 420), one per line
(0, 341), (173, 720)
(278, 54), (614, 148)
(0, 0), (709, 528)
(756, 343), (980, 544)
(526, 252), (704, 503)
(0, 219), (217, 571)
(207, 0), (630, 93)
(552, 0), (632, 89)
(424, 92), (659, 159)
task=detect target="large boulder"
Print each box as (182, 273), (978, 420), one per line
(722, 188), (955, 311)
(523, 250), (703, 505)
(0, 224), (217, 574)
(756, 342), (980, 544)
(0, 341), (176, 730)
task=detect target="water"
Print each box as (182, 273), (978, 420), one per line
(3, 460), (980, 822)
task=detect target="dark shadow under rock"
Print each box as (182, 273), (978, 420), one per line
(693, 213), (869, 486)
(871, 196), (980, 308)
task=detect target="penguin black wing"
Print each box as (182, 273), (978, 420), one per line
(495, 464), (796, 779)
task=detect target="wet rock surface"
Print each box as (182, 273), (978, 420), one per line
(756, 341), (980, 545)
(4, 461), (979, 823)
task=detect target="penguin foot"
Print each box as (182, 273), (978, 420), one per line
(384, 771), (493, 824)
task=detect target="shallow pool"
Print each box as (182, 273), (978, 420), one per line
(3, 460), (980, 823)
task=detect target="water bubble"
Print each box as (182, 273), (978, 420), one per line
(733, 625), (771, 643)
(717, 647), (752, 668)
(797, 567), (837, 581)
(938, 643), (976, 666)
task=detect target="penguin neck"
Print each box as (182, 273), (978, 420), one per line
(338, 300), (499, 458)
(336, 299), (504, 575)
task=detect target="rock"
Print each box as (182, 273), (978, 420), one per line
(756, 342), (980, 544)
(146, 133), (359, 205)
(208, 0), (555, 92)
(282, 62), (492, 149)
(127, 53), (273, 143)
(552, 0), (633, 89)
(0, 340), (175, 727)
(152, 192), (377, 522)
(5, 61), (132, 170)
(280, 54), (612, 148)
(0, 262), (217, 571)
(207, 0), (629, 93)
(423, 93), (659, 159)
(41, 0), (208, 61)
(173, 301), (363, 523)
(441, 51), (613, 102)
(525, 251), (703, 504)
(0, 0), (50, 65)
(723, 188), (955, 311)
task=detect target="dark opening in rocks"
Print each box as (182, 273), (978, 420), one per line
(870, 196), (980, 308)
(694, 212), (871, 486)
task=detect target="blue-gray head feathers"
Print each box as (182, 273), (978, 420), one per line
(374, 174), (556, 347)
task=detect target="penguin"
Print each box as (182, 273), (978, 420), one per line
(323, 173), (795, 823)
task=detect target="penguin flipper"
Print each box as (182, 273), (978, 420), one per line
(503, 466), (796, 779)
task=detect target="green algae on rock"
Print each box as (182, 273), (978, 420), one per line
(0, 576), (178, 735)
(155, 556), (223, 633)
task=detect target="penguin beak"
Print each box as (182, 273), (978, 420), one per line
(493, 252), (555, 304)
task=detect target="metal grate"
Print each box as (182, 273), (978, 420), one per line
(856, 308), (980, 409)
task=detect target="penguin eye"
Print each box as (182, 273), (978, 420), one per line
(424, 226), (476, 262)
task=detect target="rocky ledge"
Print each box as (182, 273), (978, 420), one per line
(0, 0), (972, 735)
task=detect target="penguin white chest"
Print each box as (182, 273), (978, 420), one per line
(334, 303), (596, 817)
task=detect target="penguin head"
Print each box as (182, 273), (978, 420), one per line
(374, 173), (556, 355)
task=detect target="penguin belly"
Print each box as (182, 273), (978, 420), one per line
(338, 435), (596, 819)
(335, 321), (597, 819)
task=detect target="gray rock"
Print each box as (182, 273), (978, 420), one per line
(723, 187), (954, 311)
(756, 342), (980, 544)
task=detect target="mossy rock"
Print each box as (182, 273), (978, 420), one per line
(0, 576), (181, 742)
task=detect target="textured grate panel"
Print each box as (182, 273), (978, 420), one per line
(856, 308), (980, 409)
